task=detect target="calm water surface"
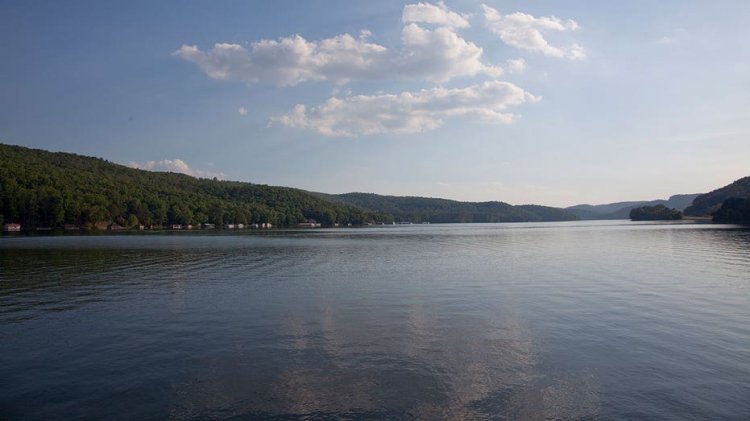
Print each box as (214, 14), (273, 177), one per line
(1, 221), (749, 420)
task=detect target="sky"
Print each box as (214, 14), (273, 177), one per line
(1, 1), (749, 207)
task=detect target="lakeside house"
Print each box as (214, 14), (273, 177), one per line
(250, 223), (273, 229)
(297, 219), (321, 228)
(3, 223), (21, 232)
(4, 221), (277, 232)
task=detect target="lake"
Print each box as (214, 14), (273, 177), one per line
(1, 221), (749, 420)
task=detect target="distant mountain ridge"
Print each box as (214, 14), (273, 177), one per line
(312, 192), (579, 223)
(567, 194), (700, 220)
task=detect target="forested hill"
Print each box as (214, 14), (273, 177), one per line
(0, 143), (372, 228)
(0, 143), (578, 229)
(313, 192), (579, 223)
(684, 177), (750, 217)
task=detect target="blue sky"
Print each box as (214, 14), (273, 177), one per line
(1, 1), (749, 207)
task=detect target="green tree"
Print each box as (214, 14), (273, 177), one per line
(126, 214), (140, 228)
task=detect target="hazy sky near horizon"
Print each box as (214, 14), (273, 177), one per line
(1, 1), (749, 207)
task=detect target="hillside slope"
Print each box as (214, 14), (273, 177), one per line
(317, 192), (579, 223)
(0, 143), (370, 228)
(684, 177), (750, 216)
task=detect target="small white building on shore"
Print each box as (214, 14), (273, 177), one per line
(3, 223), (21, 232)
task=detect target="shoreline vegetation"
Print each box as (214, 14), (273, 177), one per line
(629, 205), (683, 221)
(0, 216), (718, 235)
(1, 143), (749, 232)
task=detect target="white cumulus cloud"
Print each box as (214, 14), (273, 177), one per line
(174, 3), (500, 86)
(504, 58), (526, 73)
(173, 33), (388, 86)
(271, 80), (538, 136)
(397, 23), (502, 81)
(127, 159), (226, 179)
(402, 1), (470, 29)
(482, 4), (585, 59)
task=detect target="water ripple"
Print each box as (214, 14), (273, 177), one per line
(1, 222), (749, 419)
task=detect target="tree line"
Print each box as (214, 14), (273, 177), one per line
(629, 205), (682, 221)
